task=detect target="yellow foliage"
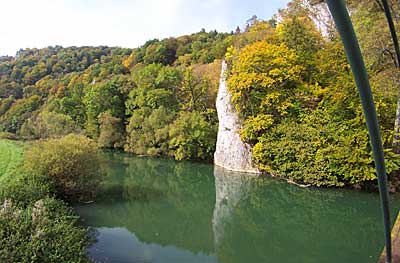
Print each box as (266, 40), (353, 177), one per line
(241, 114), (274, 143)
(227, 41), (303, 119)
(122, 52), (137, 69)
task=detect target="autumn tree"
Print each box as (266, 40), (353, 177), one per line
(98, 111), (124, 148)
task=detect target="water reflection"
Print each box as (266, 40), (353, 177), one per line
(88, 227), (218, 263)
(211, 167), (396, 263)
(213, 166), (252, 247)
(75, 152), (400, 263)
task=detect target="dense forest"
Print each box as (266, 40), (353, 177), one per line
(0, 0), (399, 189)
(0, 30), (231, 161)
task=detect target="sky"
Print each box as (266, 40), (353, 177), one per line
(0, 0), (289, 56)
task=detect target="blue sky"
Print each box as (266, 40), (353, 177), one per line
(0, 0), (289, 56)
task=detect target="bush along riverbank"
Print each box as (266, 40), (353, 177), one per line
(0, 134), (104, 263)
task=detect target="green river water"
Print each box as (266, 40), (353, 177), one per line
(74, 152), (400, 263)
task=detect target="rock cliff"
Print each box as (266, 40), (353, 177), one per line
(214, 61), (259, 173)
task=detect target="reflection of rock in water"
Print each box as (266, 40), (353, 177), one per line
(212, 166), (253, 247)
(214, 61), (259, 173)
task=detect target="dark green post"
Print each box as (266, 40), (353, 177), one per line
(325, 1), (392, 262)
(381, 0), (400, 67)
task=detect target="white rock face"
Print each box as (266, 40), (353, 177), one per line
(214, 61), (260, 173)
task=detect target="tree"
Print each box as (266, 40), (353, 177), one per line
(169, 111), (217, 160)
(126, 64), (181, 114)
(0, 95), (41, 133)
(125, 106), (175, 156)
(227, 41), (303, 121)
(0, 96), (15, 116)
(179, 67), (210, 112)
(98, 111), (124, 148)
(143, 38), (178, 66)
(83, 80), (125, 139)
(20, 111), (79, 140)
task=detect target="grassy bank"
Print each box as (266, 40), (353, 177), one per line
(0, 140), (22, 179)
(0, 135), (102, 263)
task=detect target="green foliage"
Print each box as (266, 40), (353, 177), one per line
(123, 60), (219, 159)
(276, 13), (322, 80)
(232, 19), (277, 50)
(0, 95), (41, 133)
(276, 5), (322, 57)
(0, 172), (53, 208)
(253, 113), (371, 186)
(0, 96), (15, 116)
(0, 140), (54, 207)
(240, 114), (274, 143)
(83, 79), (125, 139)
(98, 111), (124, 148)
(350, 0), (398, 71)
(143, 38), (178, 65)
(0, 137), (95, 262)
(125, 106), (175, 156)
(0, 31), (225, 158)
(0, 198), (92, 263)
(0, 140), (23, 179)
(23, 134), (103, 201)
(20, 111), (79, 140)
(57, 78), (87, 127)
(126, 64), (181, 112)
(124, 30), (233, 68)
(169, 111), (217, 160)
(180, 67), (210, 112)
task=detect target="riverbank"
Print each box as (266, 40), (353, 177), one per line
(0, 137), (99, 262)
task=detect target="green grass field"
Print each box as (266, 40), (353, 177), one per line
(0, 140), (23, 178)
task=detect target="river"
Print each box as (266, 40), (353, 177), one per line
(74, 152), (400, 263)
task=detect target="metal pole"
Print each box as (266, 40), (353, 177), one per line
(325, 1), (392, 262)
(381, 0), (400, 67)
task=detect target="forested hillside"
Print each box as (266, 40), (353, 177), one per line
(0, 0), (399, 189)
(0, 30), (232, 161)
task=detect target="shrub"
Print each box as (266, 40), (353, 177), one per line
(0, 135), (97, 262)
(253, 112), (400, 187)
(0, 198), (92, 263)
(0, 172), (52, 207)
(23, 134), (103, 201)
